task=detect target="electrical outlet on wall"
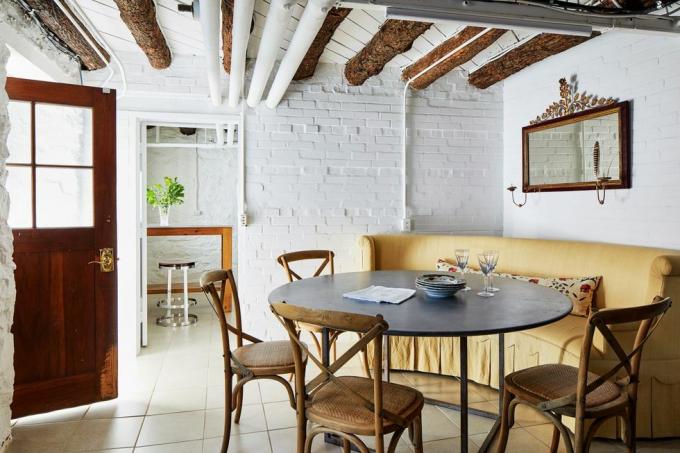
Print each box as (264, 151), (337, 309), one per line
(401, 217), (412, 232)
(239, 213), (248, 227)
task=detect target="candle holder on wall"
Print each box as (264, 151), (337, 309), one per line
(593, 141), (611, 205)
(507, 185), (527, 208)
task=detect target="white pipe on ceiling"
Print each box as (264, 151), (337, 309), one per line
(197, 0), (222, 106)
(228, 0), (256, 108)
(246, 0), (294, 107)
(265, 0), (335, 109)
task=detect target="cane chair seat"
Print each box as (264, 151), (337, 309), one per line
(307, 376), (424, 436)
(231, 340), (304, 375)
(505, 364), (622, 413)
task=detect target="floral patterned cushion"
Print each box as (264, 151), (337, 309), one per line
(436, 259), (601, 317)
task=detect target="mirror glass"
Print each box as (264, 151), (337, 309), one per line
(523, 103), (629, 192)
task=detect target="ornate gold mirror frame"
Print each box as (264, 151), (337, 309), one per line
(522, 78), (631, 194)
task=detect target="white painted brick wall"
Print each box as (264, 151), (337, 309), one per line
(239, 64), (503, 339)
(503, 31), (680, 249)
(84, 52), (504, 340)
(0, 40), (17, 452)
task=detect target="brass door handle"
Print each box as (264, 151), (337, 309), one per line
(89, 248), (115, 272)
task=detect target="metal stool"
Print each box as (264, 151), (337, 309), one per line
(156, 261), (199, 327)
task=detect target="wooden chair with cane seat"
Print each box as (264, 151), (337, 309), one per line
(270, 302), (425, 453)
(277, 250), (370, 377)
(200, 270), (304, 453)
(497, 296), (672, 453)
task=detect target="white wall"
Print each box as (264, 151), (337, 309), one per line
(503, 31), (680, 250)
(239, 64), (503, 338)
(84, 52), (504, 340)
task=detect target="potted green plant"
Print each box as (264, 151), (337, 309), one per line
(146, 177), (185, 226)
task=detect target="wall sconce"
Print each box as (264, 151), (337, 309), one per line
(507, 185), (527, 208)
(593, 141), (610, 205)
(595, 177), (610, 205)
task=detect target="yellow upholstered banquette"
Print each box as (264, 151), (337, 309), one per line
(359, 234), (680, 439)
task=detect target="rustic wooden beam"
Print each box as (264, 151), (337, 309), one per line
(294, 7), (351, 81)
(402, 27), (506, 90)
(469, 33), (597, 90)
(345, 19), (432, 86)
(222, 0), (233, 73)
(23, 0), (108, 70)
(113, 0), (171, 69)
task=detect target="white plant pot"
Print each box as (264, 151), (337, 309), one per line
(159, 206), (170, 226)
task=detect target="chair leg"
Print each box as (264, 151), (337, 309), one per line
(387, 427), (405, 453)
(413, 415), (423, 453)
(309, 331), (322, 358)
(221, 374), (232, 453)
(550, 424), (561, 453)
(496, 388), (515, 453)
(625, 402), (637, 453)
(234, 378), (244, 423)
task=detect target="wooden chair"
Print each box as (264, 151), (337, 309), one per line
(497, 296), (672, 453)
(277, 250), (370, 376)
(270, 302), (425, 453)
(200, 270), (302, 453)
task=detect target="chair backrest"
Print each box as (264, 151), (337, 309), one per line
(270, 302), (404, 440)
(200, 269), (261, 355)
(277, 250), (335, 282)
(574, 296), (672, 412)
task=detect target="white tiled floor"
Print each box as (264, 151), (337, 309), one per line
(8, 299), (680, 452)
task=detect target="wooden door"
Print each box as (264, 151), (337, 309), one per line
(6, 78), (117, 417)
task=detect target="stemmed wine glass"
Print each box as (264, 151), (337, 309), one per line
(484, 250), (500, 292)
(478, 252), (497, 297)
(455, 249), (471, 291)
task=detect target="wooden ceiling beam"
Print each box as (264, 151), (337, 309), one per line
(469, 32), (597, 89)
(294, 7), (352, 81)
(23, 0), (108, 70)
(345, 19), (432, 86)
(113, 0), (171, 69)
(402, 27), (506, 90)
(222, 0), (233, 73)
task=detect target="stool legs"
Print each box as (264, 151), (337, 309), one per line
(166, 266), (173, 320)
(183, 266), (189, 325)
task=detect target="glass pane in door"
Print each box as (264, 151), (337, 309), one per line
(35, 103), (93, 166)
(36, 168), (93, 227)
(6, 101), (31, 164)
(6, 166), (32, 228)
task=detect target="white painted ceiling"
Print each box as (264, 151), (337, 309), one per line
(76, 0), (533, 75)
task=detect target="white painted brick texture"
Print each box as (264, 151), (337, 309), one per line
(0, 40), (17, 452)
(84, 54), (504, 340)
(503, 32), (680, 249)
(240, 64), (503, 339)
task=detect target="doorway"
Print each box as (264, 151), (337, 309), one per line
(137, 120), (241, 349)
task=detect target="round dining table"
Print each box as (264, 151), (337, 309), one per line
(268, 270), (572, 453)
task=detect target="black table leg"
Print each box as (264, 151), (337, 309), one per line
(478, 333), (505, 453)
(461, 336), (468, 453)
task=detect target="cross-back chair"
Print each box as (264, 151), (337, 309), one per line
(277, 250), (370, 377)
(497, 296), (672, 453)
(201, 270), (302, 453)
(270, 302), (425, 453)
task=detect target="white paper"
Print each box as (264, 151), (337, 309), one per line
(343, 286), (416, 304)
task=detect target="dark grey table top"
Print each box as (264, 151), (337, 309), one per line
(268, 270), (572, 337)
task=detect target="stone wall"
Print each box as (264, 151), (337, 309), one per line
(0, 40), (17, 452)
